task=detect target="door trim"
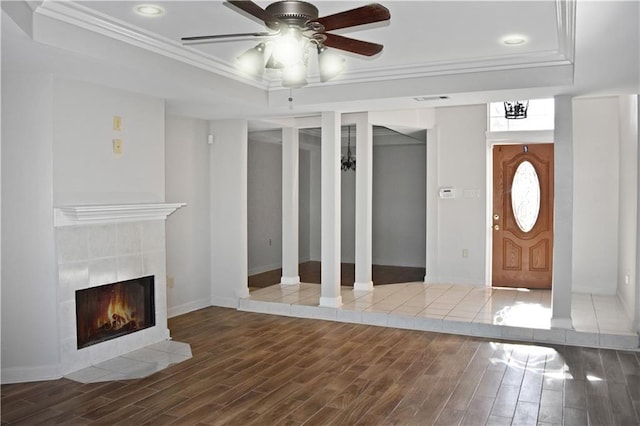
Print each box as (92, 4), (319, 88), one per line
(485, 132), (554, 287)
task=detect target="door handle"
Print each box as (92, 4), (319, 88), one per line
(494, 224), (500, 231)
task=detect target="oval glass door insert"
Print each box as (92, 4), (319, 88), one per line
(511, 160), (540, 232)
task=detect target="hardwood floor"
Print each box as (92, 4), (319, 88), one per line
(249, 261), (426, 288)
(2, 307), (640, 425)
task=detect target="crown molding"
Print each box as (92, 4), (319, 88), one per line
(34, 0), (576, 92)
(54, 203), (186, 227)
(34, 1), (267, 89)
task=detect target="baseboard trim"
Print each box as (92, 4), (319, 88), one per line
(211, 296), (238, 309)
(248, 263), (281, 276)
(168, 297), (211, 318)
(2, 364), (61, 385)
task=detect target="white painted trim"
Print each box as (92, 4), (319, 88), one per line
(53, 203), (185, 227)
(353, 281), (374, 292)
(319, 296), (343, 308)
(248, 262), (282, 276)
(280, 276), (300, 285)
(486, 130), (555, 143)
(210, 296), (238, 309)
(1, 365), (61, 385)
(34, 0), (575, 91)
(167, 297), (211, 318)
(35, 2), (264, 89)
(550, 317), (574, 330)
(485, 133), (556, 287)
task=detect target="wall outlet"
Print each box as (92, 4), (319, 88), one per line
(625, 274), (630, 285)
(167, 276), (175, 288)
(269, 239), (272, 246)
(462, 249), (469, 258)
(112, 138), (123, 155)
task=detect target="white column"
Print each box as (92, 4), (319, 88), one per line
(281, 127), (300, 285)
(425, 127), (439, 283)
(210, 119), (249, 302)
(635, 95), (640, 332)
(551, 96), (573, 329)
(320, 111), (343, 307)
(353, 114), (374, 291)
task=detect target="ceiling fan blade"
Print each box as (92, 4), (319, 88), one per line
(181, 32), (275, 45)
(227, 0), (275, 25)
(314, 4), (390, 32)
(323, 33), (383, 56)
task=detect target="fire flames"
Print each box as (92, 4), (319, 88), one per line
(96, 289), (137, 331)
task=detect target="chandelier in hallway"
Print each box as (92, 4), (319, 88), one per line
(341, 126), (356, 171)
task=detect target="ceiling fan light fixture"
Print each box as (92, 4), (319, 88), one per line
(272, 28), (306, 66)
(265, 54), (284, 69)
(318, 46), (345, 82)
(237, 43), (266, 77)
(189, 0), (390, 88)
(282, 62), (308, 88)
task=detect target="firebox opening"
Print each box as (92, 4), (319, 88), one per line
(75, 275), (155, 349)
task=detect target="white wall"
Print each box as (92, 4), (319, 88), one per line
(210, 120), (248, 306)
(315, 136), (427, 268)
(299, 149), (311, 262)
(617, 95), (638, 317)
(247, 140), (282, 275)
(434, 105), (487, 285)
(52, 78), (165, 205)
(572, 97), (620, 294)
(1, 70), (170, 383)
(372, 144), (426, 267)
(1, 71), (59, 382)
(246, 138), (313, 274)
(165, 115), (211, 317)
(309, 148), (322, 261)
(341, 168), (356, 263)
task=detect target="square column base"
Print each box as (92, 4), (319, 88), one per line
(353, 281), (374, 292)
(550, 316), (573, 330)
(319, 296), (343, 308)
(280, 276), (300, 285)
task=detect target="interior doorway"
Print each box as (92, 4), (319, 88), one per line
(491, 143), (554, 289)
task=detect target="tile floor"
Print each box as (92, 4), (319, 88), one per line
(240, 282), (639, 350)
(64, 340), (192, 384)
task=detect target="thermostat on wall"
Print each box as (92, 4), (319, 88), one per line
(439, 187), (455, 199)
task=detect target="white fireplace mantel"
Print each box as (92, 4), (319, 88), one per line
(54, 202), (186, 227)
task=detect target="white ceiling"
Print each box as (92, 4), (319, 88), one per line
(2, 0), (638, 128)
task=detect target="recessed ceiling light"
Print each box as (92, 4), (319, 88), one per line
(135, 4), (164, 17)
(502, 35), (527, 46)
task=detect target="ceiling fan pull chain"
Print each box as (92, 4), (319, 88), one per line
(288, 88), (294, 109)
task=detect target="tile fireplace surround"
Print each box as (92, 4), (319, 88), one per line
(54, 203), (183, 375)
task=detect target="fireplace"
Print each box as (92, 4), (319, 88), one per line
(75, 276), (155, 349)
(54, 204), (184, 374)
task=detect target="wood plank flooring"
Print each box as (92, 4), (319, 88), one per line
(249, 261), (426, 288)
(2, 307), (640, 425)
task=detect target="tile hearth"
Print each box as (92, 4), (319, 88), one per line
(240, 282), (639, 351)
(64, 340), (192, 384)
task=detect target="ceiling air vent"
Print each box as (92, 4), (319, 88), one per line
(413, 96), (449, 102)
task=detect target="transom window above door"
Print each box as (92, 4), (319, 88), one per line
(489, 98), (555, 132)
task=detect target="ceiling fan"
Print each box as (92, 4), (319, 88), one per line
(181, 0), (391, 86)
